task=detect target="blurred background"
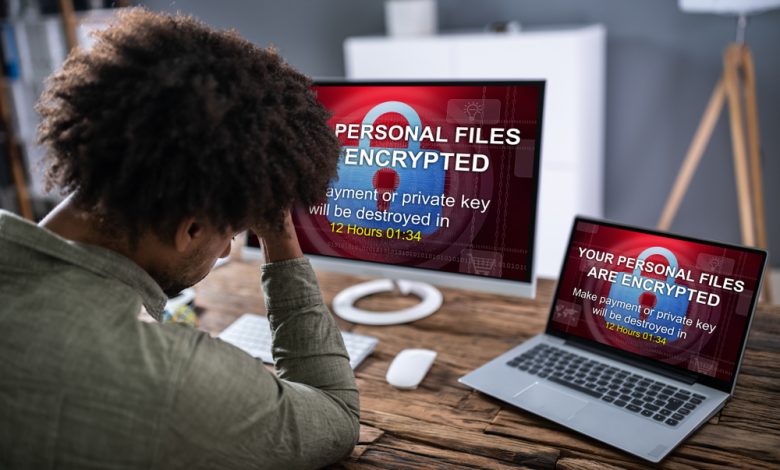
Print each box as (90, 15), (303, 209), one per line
(0, 0), (778, 294)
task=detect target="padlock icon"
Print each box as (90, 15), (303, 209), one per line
(327, 101), (445, 235)
(606, 247), (689, 342)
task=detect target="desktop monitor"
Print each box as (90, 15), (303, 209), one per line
(248, 80), (545, 323)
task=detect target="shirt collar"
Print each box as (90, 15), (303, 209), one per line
(0, 210), (167, 320)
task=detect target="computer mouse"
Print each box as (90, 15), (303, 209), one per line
(386, 348), (437, 390)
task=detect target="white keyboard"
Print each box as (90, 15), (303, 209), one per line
(218, 313), (378, 369)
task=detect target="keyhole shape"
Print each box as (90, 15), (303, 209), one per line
(639, 292), (657, 320)
(372, 168), (400, 211)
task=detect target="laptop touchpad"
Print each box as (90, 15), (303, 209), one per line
(513, 383), (589, 421)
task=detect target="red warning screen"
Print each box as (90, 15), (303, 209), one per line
(292, 82), (545, 283)
(550, 219), (765, 382)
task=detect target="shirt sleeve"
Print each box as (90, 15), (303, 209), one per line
(156, 258), (359, 470)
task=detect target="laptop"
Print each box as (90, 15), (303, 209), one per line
(459, 217), (767, 463)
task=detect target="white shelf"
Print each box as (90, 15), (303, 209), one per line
(344, 25), (606, 279)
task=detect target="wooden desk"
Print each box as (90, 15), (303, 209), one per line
(195, 260), (780, 469)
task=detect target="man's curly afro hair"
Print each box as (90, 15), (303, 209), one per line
(37, 8), (340, 241)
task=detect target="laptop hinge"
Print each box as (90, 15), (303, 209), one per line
(565, 339), (698, 385)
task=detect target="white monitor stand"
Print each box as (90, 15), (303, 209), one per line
(331, 279), (443, 326)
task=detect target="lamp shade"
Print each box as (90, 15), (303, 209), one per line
(679, 0), (780, 15)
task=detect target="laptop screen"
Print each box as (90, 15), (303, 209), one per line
(548, 218), (766, 386)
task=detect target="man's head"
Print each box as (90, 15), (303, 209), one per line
(36, 8), (340, 294)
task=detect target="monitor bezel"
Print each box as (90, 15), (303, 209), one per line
(293, 79), (546, 298)
(243, 238), (537, 297)
(545, 216), (768, 394)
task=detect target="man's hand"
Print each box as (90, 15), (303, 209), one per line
(252, 211), (303, 263)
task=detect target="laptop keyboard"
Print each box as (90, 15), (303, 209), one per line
(506, 344), (707, 427)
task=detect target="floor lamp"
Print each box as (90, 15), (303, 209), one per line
(659, 0), (778, 303)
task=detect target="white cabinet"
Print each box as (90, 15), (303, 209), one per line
(344, 25), (606, 279)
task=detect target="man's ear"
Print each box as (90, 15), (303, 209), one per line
(173, 217), (203, 253)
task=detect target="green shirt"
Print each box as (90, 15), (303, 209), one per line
(0, 210), (359, 469)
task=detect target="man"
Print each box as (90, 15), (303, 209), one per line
(0, 8), (358, 469)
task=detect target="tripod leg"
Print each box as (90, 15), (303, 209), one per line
(657, 80), (725, 231)
(741, 45), (773, 303)
(724, 44), (756, 247)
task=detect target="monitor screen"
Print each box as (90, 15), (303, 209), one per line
(548, 218), (766, 385)
(290, 81), (545, 293)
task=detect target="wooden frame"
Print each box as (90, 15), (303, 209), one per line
(0, 76), (33, 219)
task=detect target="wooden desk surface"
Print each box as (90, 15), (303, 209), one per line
(195, 260), (780, 469)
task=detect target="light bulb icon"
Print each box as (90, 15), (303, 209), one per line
(708, 256), (723, 272)
(463, 101), (483, 122)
